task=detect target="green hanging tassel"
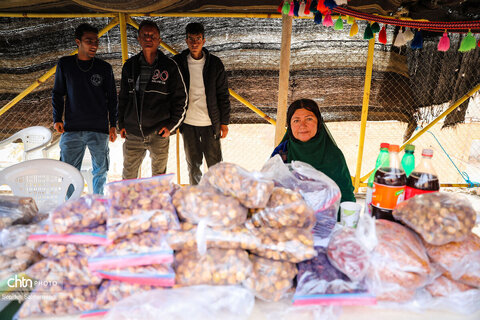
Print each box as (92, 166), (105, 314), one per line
(282, 0), (290, 15)
(364, 24), (374, 40)
(334, 15), (344, 30)
(371, 22), (380, 33)
(347, 15), (355, 24)
(459, 31), (477, 52)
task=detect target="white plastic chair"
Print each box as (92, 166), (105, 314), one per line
(0, 159), (84, 213)
(43, 139), (94, 194)
(0, 126), (52, 161)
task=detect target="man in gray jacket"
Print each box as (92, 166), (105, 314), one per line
(118, 20), (187, 179)
(173, 22), (231, 185)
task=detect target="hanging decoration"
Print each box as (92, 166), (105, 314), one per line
(437, 32), (450, 52)
(323, 11), (334, 26)
(378, 25), (387, 44)
(277, 1), (479, 52)
(459, 31), (477, 52)
(349, 19), (359, 37)
(411, 29), (424, 49)
(334, 15), (344, 30)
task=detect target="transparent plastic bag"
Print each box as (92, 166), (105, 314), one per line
(366, 219), (431, 302)
(327, 227), (370, 282)
(37, 242), (99, 259)
(1, 224), (41, 249)
(18, 284), (97, 318)
(26, 257), (102, 285)
(393, 192), (476, 245)
(95, 264), (175, 286)
(243, 255), (297, 302)
(0, 194), (38, 228)
(104, 285), (255, 320)
(89, 232), (173, 270)
(172, 185), (247, 228)
(426, 275), (475, 297)
(105, 175), (179, 240)
(248, 187), (315, 230)
(248, 226), (316, 263)
(166, 224), (259, 251)
(424, 277), (480, 314)
(294, 246), (375, 306)
(28, 224), (111, 245)
(424, 233), (480, 288)
(175, 248), (252, 286)
(199, 162), (274, 208)
(95, 280), (162, 309)
(261, 156), (341, 223)
(50, 194), (108, 234)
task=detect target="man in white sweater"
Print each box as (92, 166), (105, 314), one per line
(173, 23), (231, 184)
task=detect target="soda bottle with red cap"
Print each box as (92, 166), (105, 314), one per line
(371, 144), (407, 221)
(404, 148), (440, 200)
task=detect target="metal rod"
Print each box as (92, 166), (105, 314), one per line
(176, 128), (181, 185)
(118, 13), (129, 64)
(229, 89), (276, 125)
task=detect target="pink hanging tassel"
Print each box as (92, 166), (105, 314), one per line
(437, 32), (450, 52)
(322, 11), (334, 26)
(289, 1), (295, 16)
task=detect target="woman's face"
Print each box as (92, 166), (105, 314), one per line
(290, 108), (318, 142)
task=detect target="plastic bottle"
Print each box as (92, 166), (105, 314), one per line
(365, 143), (389, 216)
(404, 148), (439, 200)
(401, 144), (415, 177)
(371, 144), (406, 221)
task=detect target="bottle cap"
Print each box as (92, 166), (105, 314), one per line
(405, 144), (415, 152)
(422, 148), (433, 157)
(380, 143), (390, 149)
(389, 144), (400, 152)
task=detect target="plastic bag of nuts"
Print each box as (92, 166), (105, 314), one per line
(426, 275), (475, 297)
(96, 280), (162, 309)
(243, 254), (297, 302)
(50, 194), (108, 234)
(26, 257), (102, 286)
(366, 220), (431, 302)
(393, 192), (477, 245)
(248, 226), (316, 263)
(199, 162), (274, 208)
(18, 284), (98, 318)
(247, 187), (315, 229)
(327, 227), (370, 282)
(106, 176), (179, 240)
(424, 233), (480, 288)
(0, 195), (38, 228)
(88, 232), (173, 270)
(166, 224), (259, 251)
(95, 264), (175, 286)
(172, 185), (247, 228)
(0, 245), (41, 280)
(37, 242), (100, 259)
(175, 248), (252, 286)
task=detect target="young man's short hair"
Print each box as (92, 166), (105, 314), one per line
(75, 23), (98, 40)
(185, 23), (205, 38)
(138, 20), (160, 35)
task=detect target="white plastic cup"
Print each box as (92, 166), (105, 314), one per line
(340, 201), (362, 228)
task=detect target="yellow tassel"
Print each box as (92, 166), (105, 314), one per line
(349, 20), (359, 37)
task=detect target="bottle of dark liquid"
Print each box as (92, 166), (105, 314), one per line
(371, 144), (406, 221)
(405, 148), (439, 200)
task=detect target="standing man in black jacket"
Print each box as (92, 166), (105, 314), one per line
(173, 22), (231, 185)
(118, 20), (187, 179)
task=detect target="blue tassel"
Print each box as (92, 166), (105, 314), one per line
(411, 30), (423, 49)
(310, 0), (318, 13)
(294, 0), (300, 17)
(314, 11), (322, 24)
(324, 0), (338, 9)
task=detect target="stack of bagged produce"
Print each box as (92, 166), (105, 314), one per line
(169, 162), (317, 302)
(21, 194), (108, 318)
(0, 195), (43, 286)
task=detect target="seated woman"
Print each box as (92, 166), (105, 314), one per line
(272, 99), (355, 203)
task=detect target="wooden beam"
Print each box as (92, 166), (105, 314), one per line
(274, 14), (293, 146)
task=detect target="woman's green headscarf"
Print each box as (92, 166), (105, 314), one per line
(283, 99), (355, 203)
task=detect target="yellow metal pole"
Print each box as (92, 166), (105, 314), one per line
(176, 128), (181, 184)
(0, 18), (119, 118)
(118, 13), (129, 64)
(353, 38), (375, 193)
(229, 89), (276, 125)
